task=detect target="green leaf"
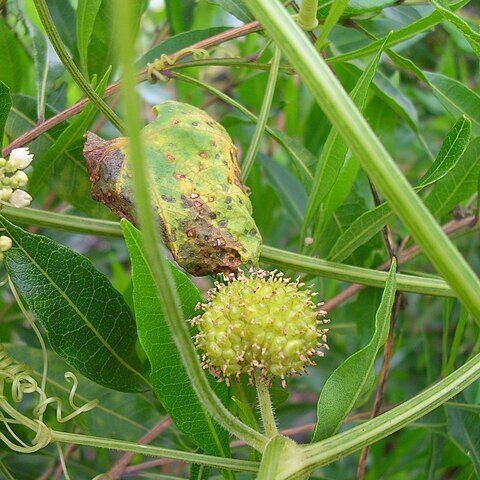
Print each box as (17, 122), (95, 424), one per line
(327, 202), (392, 263)
(430, 0), (480, 58)
(46, 0), (78, 58)
(302, 35), (387, 239)
(87, 0), (145, 78)
(424, 136), (480, 217)
(425, 72), (480, 127)
(166, 0), (197, 34)
(316, 0), (349, 48)
(29, 67), (111, 195)
(0, 81), (11, 150)
(312, 258), (397, 441)
(328, 0), (469, 64)
(259, 153), (307, 227)
(121, 219), (231, 457)
(446, 406), (480, 477)
(0, 21), (29, 91)
(0, 217), (147, 393)
(76, 0), (103, 77)
(207, 0), (254, 23)
(138, 27), (230, 68)
(388, 49), (480, 127)
(30, 26), (49, 123)
(417, 116), (471, 188)
(327, 117), (472, 262)
(317, 0), (395, 18)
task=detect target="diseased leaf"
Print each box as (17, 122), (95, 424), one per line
(121, 220), (231, 457)
(446, 406), (480, 477)
(76, 0), (103, 77)
(0, 217), (148, 393)
(0, 81), (11, 150)
(84, 101), (261, 277)
(312, 259), (397, 441)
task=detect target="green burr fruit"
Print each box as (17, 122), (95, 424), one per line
(84, 101), (261, 276)
(191, 269), (329, 387)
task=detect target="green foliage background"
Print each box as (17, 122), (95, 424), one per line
(0, 0), (478, 479)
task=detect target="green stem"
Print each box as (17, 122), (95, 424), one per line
(244, 0), (480, 323)
(115, 1), (267, 453)
(165, 57), (294, 73)
(51, 431), (259, 473)
(293, 0), (319, 31)
(295, 352), (480, 479)
(241, 47), (281, 181)
(261, 246), (454, 298)
(0, 207), (455, 297)
(255, 376), (278, 438)
(256, 435), (285, 479)
(33, 0), (124, 133)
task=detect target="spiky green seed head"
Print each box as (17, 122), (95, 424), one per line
(191, 269), (329, 387)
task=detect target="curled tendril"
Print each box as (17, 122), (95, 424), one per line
(0, 344), (98, 453)
(147, 47), (211, 83)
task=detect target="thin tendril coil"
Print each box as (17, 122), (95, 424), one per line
(0, 344), (98, 453)
(147, 46), (235, 83)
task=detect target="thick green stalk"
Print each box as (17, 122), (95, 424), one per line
(293, 0), (318, 30)
(115, 1), (266, 452)
(51, 431), (258, 473)
(244, 0), (480, 322)
(0, 208), (454, 297)
(294, 352), (480, 478)
(33, 0), (124, 132)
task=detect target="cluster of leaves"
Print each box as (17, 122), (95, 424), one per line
(0, 0), (479, 479)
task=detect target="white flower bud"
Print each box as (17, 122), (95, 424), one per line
(9, 189), (32, 208)
(0, 236), (12, 252)
(6, 148), (34, 172)
(9, 170), (29, 188)
(0, 158), (6, 168)
(0, 187), (13, 201)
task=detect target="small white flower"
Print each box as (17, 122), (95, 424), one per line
(10, 170), (29, 188)
(6, 148), (34, 172)
(9, 189), (32, 208)
(0, 187), (13, 201)
(0, 236), (12, 252)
